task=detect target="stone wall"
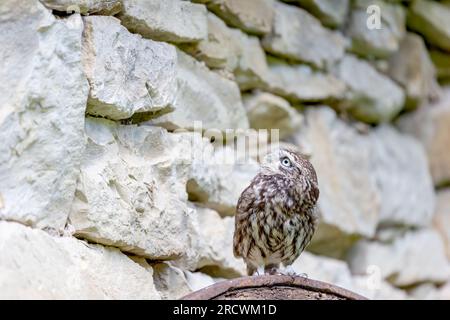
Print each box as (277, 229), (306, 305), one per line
(1, 0), (450, 300)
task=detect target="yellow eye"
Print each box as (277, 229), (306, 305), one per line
(281, 157), (291, 167)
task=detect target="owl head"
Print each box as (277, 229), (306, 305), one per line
(260, 147), (318, 186)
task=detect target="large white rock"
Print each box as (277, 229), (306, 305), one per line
(0, 221), (160, 299)
(180, 13), (270, 90)
(370, 126), (435, 227)
(118, 0), (208, 43)
(40, 0), (122, 15)
(346, 0), (405, 58)
(180, 12), (241, 71)
(397, 88), (450, 187)
(69, 118), (193, 259)
(147, 50), (249, 131)
(243, 92), (303, 139)
(433, 189), (450, 259)
(0, 0), (88, 230)
(388, 33), (439, 109)
(194, 0), (274, 35)
(292, 252), (407, 300)
(82, 16), (177, 120)
(186, 141), (259, 216)
(293, 107), (380, 256)
(265, 58), (346, 102)
(293, 108), (434, 256)
(333, 55), (405, 124)
(407, 0), (450, 52)
(175, 205), (246, 278)
(347, 229), (450, 287)
(262, 1), (345, 69)
(140, 260), (192, 300)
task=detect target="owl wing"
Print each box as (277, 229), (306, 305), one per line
(233, 184), (256, 258)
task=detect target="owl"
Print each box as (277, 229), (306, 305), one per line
(233, 147), (319, 276)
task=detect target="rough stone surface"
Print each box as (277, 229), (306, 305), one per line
(194, 0), (274, 35)
(347, 229), (450, 287)
(292, 107), (380, 254)
(433, 189), (450, 260)
(118, 0), (207, 43)
(180, 12), (240, 71)
(370, 125), (435, 228)
(398, 88), (450, 186)
(0, 221), (160, 299)
(175, 205), (246, 278)
(265, 58), (346, 102)
(147, 50), (249, 130)
(388, 33), (439, 109)
(333, 55), (405, 124)
(262, 1), (346, 69)
(40, 0), (122, 15)
(347, 0), (405, 58)
(287, 0), (349, 28)
(69, 118), (192, 259)
(186, 143), (259, 216)
(0, 0), (88, 230)
(243, 91), (303, 139)
(148, 261), (192, 300)
(82, 16), (177, 120)
(407, 0), (450, 52)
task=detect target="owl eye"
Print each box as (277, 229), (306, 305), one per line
(281, 157), (291, 167)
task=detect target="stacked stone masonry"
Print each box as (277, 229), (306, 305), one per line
(1, 0), (450, 300)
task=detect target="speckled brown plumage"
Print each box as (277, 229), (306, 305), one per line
(233, 148), (319, 276)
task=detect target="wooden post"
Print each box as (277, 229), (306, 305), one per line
(182, 275), (367, 300)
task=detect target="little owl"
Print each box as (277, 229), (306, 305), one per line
(233, 147), (319, 276)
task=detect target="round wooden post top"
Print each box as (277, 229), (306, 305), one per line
(181, 275), (367, 300)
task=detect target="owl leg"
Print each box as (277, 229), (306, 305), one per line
(246, 264), (256, 276)
(280, 264), (308, 278)
(264, 263), (280, 275)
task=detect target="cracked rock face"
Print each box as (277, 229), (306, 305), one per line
(0, 0), (88, 231)
(82, 15), (177, 120)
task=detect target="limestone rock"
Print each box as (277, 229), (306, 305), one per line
(388, 33), (439, 109)
(0, 221), (160, 299)
(147, 50), (249, 131)
(262, 1), (346, 69)
(352, 275), (409, 300)
(265, 58), (346, 102)
(347, 0), (405, 58)
(180, 12), (240, 71)
(187, 142), (259, 216)
(292, 251), (407, 299)
(333, 55), (405, 124)
(243, 92), (303, 139)
(289, 0), (349, 28)
(40, 0), (122, 15)
(184, 271), (216, 292)
(407, 0), (450, 52)
(69, 118), (193, 259)
(231, 29), (270, 91)
(118, 0), (207, 43)
(151, 262), (192, 300)
(175, 205), (246, 278)
(347, 229), (450, 286)
(292, 252), (356, 292)
(82, 16), (177, 120)
(433, 189), (450, 259)
(194, 0), (274, 35)
(292, 107), (380, 257)
(0, 0), (88, 230)
(370, 126), (435, 228)
(397, 88), (450, 186)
